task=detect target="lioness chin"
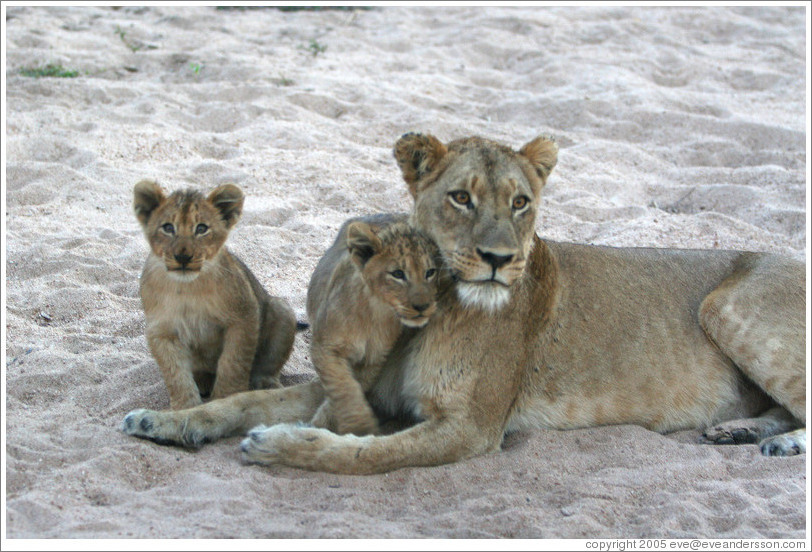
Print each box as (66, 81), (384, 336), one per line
(122, 135), (805, 474)
(133, 180), (298, 410)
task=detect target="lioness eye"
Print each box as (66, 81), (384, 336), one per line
(390, 269), (406, 280)
(161, 223), (175, 235)
(513, 196), (529, 210)
(450, 190), (471, 207)
(195, 223), (209, 235)
(425, 268), (437, 279)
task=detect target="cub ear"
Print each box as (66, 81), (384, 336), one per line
(519, 136), (558, 182)
(346, 221), (382, 267)
(393, 132), (448, 197)
(133, 179), (166, 228)
(207, 184), (244, 229)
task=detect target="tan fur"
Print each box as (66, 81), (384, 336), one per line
(133, 180), (297, 410)
(306, 220), (440, 436)
(123, 135), (805, 471)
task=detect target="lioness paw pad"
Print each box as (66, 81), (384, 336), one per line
(121, 409), (154, 435)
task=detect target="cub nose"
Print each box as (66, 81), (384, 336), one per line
(476, 248), (513, 271)
(174, 253), (192, 266)
(412, 303), (430, 313)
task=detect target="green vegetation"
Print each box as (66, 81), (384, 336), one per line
(19, 64), (79, 78)
(273, 75), (295, 86)
(115, 25), (149, 53)
(306, 39), (327, 57)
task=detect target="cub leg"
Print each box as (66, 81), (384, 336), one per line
(210, 324), (259, 400)
(250, 297), (296, 390)
(240, 416), (498, 474)
(699, 254), (806, 456)
(309, 400), (338, 433)
(121, 380), (325, 448)
(146, 334), (202, 410)
(311, 348), (380, 436)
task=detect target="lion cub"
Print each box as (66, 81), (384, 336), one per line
(307, 219), (441, 436)
(133, 180), (297, 410)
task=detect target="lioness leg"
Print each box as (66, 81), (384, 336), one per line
(700, 254), (806, 456)
(239, 417), (499, 474)
(250, 297), (296, 390)
(121, 380), (324, 448)
(703, 406), (803, 455)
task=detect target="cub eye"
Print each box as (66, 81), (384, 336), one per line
(161, 223), (175, 235)
(512, 196), (529, 211)
(390, 269), (406, 280)
(195, 223), (209, 235)
(449, 190), (472, 208)
(425, 268), (437, 279)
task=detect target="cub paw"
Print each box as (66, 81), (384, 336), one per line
(249, 375), (281, 391)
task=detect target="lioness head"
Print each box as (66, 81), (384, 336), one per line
(133, 180), (244, 282)
(346, 221), (440, 328)
(394, 133), (557, 311)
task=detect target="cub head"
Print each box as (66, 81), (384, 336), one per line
(394, 133), (557, 312)
(346, 221), (440, 328)
(133, 180), (244, 282)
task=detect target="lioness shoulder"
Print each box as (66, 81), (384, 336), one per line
(307, 219), (441, 436)
(133, 179), (298, 410)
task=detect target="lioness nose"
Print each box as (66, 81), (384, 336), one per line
(476, 248), (513, 270)
(413, 303), (430, 313)
(174, 253), (192, 266)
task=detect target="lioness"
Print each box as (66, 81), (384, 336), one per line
(133, 180), (298, 410)
(122, 135), (805, 473)
(306, 219), (440, 436)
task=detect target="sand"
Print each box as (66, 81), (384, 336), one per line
(3, 4), (807, 541)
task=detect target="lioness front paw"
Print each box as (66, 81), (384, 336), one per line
(240, 423), (329, 466)
(760, 429), (806, 457)
(702, 424), (761, 445)
(121, 409), (173, 444)
(120, 408), (207, 448)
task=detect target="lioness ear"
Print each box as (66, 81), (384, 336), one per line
(133, 179), (165, 228)
(393, 132), (448, 197)
(208, 184), (244, 229)
(519, 136), (558, 182)
(346, 222), (382, 267)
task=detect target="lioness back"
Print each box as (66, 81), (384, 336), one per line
(306, 218), (441, 435)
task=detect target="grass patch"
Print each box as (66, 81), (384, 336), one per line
(19, 64), (79, 78)
(305, 39), (327, 57)
(115, 25), (156, 53)
(273, 75), (295, 86)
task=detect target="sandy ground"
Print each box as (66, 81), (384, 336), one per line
(3, 5), (808, 541)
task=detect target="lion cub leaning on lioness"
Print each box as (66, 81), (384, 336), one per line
(307, 218), (441, 436)
(133, 180), (298, 410)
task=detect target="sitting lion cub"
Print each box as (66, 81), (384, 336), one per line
(307, 218), (441, 436)
(133, 180), (298, 410)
